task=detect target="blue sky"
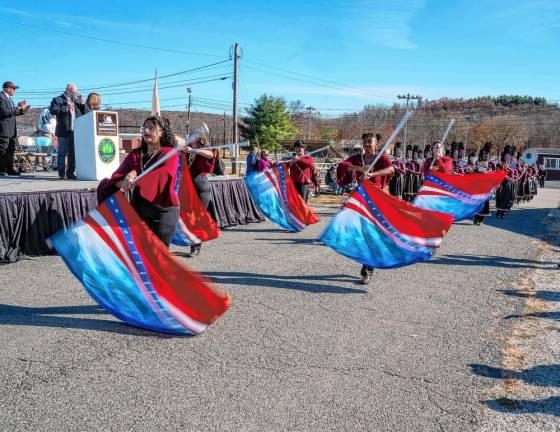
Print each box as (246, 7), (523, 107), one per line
(0, 1), (558, 115)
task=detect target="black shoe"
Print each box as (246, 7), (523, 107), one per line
(189, 243), (202, 257)
(66, 174), (77, 180)
(360, 265), (367, 277)
(361, 267), (373, 285)
(6, 169), (20, 176)
(0, 171), (5, 176)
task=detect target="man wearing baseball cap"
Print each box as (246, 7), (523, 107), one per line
(0, 81), (30, 175)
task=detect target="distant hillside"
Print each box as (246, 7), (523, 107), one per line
(18, 95), (560, 152)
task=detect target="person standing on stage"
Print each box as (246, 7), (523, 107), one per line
(336, 132), (395, 285)
(83, 92), (101, 113)
(185, 133), (216, 257)
(257, 148), (272, 172)
(246, 145), (259, 175)
(423, 140), (453, 175)
(0, 81), (30, 176)
(97, 116), (179, 246)
(288, 139), (315, 203)
(50, 83), (86, 179)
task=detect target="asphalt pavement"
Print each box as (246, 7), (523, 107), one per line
(0, 185), (559, 431)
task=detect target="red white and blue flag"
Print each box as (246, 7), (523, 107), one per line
(245, 162), (318, 232)
(172, 152), (220, 246)
(321, 182), (453, 268)
(414, 171), (507, 221)
(49, 192), (231, 335)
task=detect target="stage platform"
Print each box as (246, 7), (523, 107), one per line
(0, 173), (264, 263)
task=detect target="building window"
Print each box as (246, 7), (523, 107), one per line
(544, 157), (560, 170)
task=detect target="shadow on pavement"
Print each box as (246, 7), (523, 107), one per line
(204, 271), (366, 294)
(499, 289), (560, 302)
(470, 363), (560, 416)
(0, 303), (176, 337)
(482, 206), (557, 247)
(223, 227), (288, 234)
(504, 311), (560, 321)
(255, 237), (324, 245)
(483, 396), (560, 416)
(429, 253), (557, 270)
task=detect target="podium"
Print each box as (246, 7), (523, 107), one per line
(74, 110), (120, 180)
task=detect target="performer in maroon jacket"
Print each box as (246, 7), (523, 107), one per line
(337, 132), (395, 285)
(422, 141), (453, 175)
(97, 116), (179, 246)
(288, 140), (315, 203)
(185, 134), (216, 257)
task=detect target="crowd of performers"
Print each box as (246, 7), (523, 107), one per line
(386, 140), (545, 224)
(47, 113), (551, 335)
(94, 116), (546, 287)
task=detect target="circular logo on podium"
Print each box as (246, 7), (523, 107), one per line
(98, 138), (116, 163)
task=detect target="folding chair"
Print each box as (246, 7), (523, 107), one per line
(35, 135), (57, 172)
(14, 136), (36, 173)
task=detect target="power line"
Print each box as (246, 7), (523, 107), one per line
(0, 18), (225, 58)
(240, 64), (396, 101)
(243, 57), (396, 99)
(17, 61), (232, 95)
(99, 76), (231, 96)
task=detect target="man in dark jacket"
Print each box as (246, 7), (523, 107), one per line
(50, 83), (85, 179)
(0, 81), (30, 175)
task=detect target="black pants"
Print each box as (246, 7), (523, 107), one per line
(294, 182), (309, 203)
(135, 197), (179, 247)
(0, 136), (16, 173)
(193, 174), (212, 209)
(57, 135), (75, 178)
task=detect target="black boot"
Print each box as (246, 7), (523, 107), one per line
(189, 243), (202, 257)
(360, 265), (374, 285)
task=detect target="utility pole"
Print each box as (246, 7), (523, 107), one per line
(186, 87), (192, 137)
(223, 112), (227, 157)
(397, 93), (421, 146)
(232, 42), (240, 174)
(306, 106), (315, 140)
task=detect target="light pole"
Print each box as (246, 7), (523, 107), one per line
(307, 106), (315, 140)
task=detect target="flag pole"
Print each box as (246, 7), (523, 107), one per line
(364, 111), (414, 175)
(130, 142), (252, 185)
(429, 119), (455, 169)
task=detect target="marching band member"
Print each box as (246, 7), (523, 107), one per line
(389, 142), (405, 199)
(473, 142), (492, 225)
(403, 145), (422, 202)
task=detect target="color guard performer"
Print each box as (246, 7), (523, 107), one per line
(337, 133), (395, 284)
(288, 140), (315, 203)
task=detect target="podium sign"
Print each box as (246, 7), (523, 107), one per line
(74, 110), (120, 180)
